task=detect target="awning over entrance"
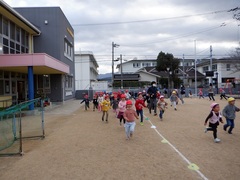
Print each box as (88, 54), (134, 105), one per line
(0, 53), (69, 74)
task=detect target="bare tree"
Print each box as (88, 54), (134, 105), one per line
(229, 48), (240, 73)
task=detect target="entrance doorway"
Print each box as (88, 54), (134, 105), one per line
(17, 81), (25, 103)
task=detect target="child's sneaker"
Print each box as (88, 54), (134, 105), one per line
(214, 138), (221, 143)
(140, 122), (144, 126)
(130, 132), (133, 138)
(204, 127), (209, 133)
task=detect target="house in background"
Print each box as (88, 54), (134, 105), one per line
(0, 1), (74, 109)
(75, 51), (99, 90)
(196, 58), (240, 88)
(116, 59), (157, 74)
(115, 58), (205, 88)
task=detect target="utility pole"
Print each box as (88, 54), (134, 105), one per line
(120, 54), (123, 89)
(112, 42), (120, 87)
(194, 40), (197, 96)
(112, 42), (114, 86)
(183, 54), (185, 84)
(210, 45), (213, 85)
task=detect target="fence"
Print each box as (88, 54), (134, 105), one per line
(0, 98), (45, 156)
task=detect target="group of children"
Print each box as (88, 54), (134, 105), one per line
(80, 90), (239, 143)
(204, 97), (239, 143)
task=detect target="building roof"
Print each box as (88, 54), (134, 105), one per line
(196, 58), (240, 67)
(0, 1), (41, 35)
(116, 59), (156, 69)
(75, 51), (99, 68)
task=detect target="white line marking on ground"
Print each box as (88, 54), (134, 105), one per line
(144, 115), (208, 180)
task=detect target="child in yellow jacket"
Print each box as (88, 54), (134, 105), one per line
(101, 96), (111, 122)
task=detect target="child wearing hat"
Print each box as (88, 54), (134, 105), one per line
(170, 91), (178, 111)
(204, 103), (223, 143)
(124, 100), (139, 140)
(101, 96), (111, 122)
(135, 92), (147, 125)
(157, 95), (168, 120)
(117, 94), (127, 125)
(222, 97), (240, 134)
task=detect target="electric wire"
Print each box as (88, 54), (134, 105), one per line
(72, 8), (237, 26)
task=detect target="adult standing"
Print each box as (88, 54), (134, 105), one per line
(179, 84), (185, 104)
(208, 83), (215, 101)
(147, 81), (158, 116)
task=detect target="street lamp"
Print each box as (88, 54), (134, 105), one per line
(112, 42), (120, 86)
(167, 67), (171, 97)
(215, 72), (219, 94)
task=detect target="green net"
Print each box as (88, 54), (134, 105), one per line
(0, 98), (44, 156)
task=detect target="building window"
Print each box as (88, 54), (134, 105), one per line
(142, 63), (145, 67)
(64, 39), (73, 60)
(0, 15), (2, 34)
(203, 66), (208, 73)
(3, 18), (8, 37)
(133, 63), (139, 68)
(212, 64), (217, 71)
(10, 22), (15, 40)
(226, 64), (230, 71)
(16, 26), (20, 42)
(65, 75), (73, 88)
(37, 75), (50, 89)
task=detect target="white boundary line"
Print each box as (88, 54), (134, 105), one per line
(144, 115), (208, 180)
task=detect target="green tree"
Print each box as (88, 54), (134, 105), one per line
(156, 51), (180, 88)
(156, 51), (179, 72)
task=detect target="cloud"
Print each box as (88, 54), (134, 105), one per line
(4, 0), (240, 74)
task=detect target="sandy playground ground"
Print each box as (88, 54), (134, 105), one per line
(0, 97), (240, 180)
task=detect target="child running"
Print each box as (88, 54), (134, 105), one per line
(92, 94), (98, 111)
(111, 95), (119, 116)
(204, 103), (223, 143)
(157, 95), (168, 120)
(135, 92), (146, 125)
(222, 97), (240, 134)
(117, 94), (127, 125)
(97, 93), (104, 112)
(101, 95), (111, 123)
(80, 94), (90, 111)
(124, 100), (139, 140)
(170, 91), (178, 111)
(198, 88), (204, 99)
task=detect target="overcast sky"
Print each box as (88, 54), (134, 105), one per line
(4, 0), (240, 74)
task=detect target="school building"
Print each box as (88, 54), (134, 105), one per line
(0, 1), (75, 109)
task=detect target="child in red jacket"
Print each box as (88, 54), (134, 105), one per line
(135, 92), (146, 125)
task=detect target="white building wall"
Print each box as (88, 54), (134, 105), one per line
(75, 55), (90, 90)
(197, 62), (240, 88)
(119, 60), (156, 73)
(138, 72), (156, 82)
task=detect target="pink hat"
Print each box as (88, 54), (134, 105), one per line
(160, 95), (164, 99)
(210, 103), (219, 109)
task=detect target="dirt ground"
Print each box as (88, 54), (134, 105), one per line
(0, 97), (240, 180)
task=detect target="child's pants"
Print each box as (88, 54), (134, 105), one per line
(102, 111), (109, 121)
(125, 122), (136, 138)
(136, 110), (143, 122)
(159, 110), (164, 119)
(224, 119), (234, 133)
(85, 103), (89, 110)
(171, 101), (177, 109)
(208, 122), (219, 139)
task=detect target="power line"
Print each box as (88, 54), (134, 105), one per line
(72, 8), (233, 26)
(121, 20), (234, 47)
